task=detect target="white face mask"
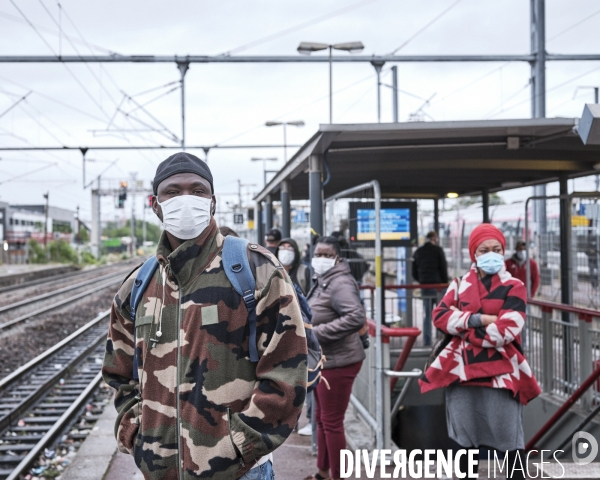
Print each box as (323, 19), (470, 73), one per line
(278, 249), (295, 266)
(516, 250), (526, 261)
(311, 256), (336, 276)
(157, 195), (212, 240)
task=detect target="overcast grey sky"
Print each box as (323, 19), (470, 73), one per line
(0, 0), (599, 223)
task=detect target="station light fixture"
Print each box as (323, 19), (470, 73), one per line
(297, 41), (365, 123)
(446, 192), (459, 198)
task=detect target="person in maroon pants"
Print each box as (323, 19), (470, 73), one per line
(306, 236), (366, 480)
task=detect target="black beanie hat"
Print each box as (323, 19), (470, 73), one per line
(153, 152), (213, 195)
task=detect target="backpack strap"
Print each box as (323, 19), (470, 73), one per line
(222, 236), (259, 362)
(130, 256), (159, 381)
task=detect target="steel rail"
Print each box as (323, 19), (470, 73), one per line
(0, 278), (119, 331)
(0, 310), (110, 394)
(0, 262), (132, 294)
(5, 371), (104, 480)
(0, 329), (107, 432)
(0, 270), (126, 314)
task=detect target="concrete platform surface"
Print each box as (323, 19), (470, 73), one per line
(60, 402), (600, 480)
(60, 401), (120, 480)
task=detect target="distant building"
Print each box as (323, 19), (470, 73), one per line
(1, 204), (76, 264)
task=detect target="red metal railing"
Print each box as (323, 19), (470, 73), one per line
(525, 298), (600, 451)
(526, 365), (600, 451)
(359, 283), (448, 292)
(366, 319), (421, 391)
(528, 297), (600, 322)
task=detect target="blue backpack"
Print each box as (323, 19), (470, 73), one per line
(129, 236), (259, 380)
(293, 283), (325, 393)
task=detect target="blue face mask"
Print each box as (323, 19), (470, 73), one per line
(476, 251), (504, 275)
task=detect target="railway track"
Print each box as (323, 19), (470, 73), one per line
(0, 262), (132, 296)
(0, 311), (111, 480)
(0, 264), (137, 332)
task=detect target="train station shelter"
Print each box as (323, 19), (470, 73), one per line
(253, 114), (600, 457)
(254, 115), (600, 239)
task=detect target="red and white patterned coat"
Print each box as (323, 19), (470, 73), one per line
(419, 265), (541, 405)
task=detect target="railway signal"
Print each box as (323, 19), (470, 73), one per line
(118, 181), (128, 208)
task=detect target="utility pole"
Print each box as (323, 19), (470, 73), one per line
(130, 172), (137, 256)
(392, 65), (399, 122)
(371, 60), (385, 123)
(531, 0), (547, 252)
(142, 200), (147, 247)
(177, 61), (190, 150)
(76, 205), (80, 243)
(43, 192), (49, 249)
(329, 46), (333, 123)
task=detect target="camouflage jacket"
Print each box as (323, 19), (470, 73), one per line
(102, 220), (307, 480)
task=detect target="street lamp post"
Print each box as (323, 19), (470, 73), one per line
(251, 157), (278, 187)
(297, 41), (365, 123)
(265, 121), (304, 162)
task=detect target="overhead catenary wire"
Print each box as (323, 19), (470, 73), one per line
(8, 0), (111, 120)
(486, 64), (600, 119)
(0, 162), (58, 185)
(0, 75), (106, 122)
(213, 72), (375, 146)
(46, 0), (162, 159)
(387, 0), (464, 55)
(53, 2), (176, 163)
(218, 0), (386, 56)
(0, 91), (31, 120)
(0, 9), (118, 54)
(36, 0), (120, 109)
(547, 7), (600, 42)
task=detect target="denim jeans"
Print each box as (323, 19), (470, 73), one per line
(421, 288), (437, 346)
(239, 460), (274, 480)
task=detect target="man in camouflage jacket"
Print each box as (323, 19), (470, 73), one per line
(102, 153), (308, 480)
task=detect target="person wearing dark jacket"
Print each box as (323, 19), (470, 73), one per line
(277, 237), (311, 295)
(331, 231), (369, 283)
(264, 228), (282, 255)
(306, 236), (365, 480)
(412, 230), (449, 346)
(505, 240), (540, 296)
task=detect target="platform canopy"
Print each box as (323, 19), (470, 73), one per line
(254, 117), (600, 202)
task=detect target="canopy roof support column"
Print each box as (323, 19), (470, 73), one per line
(434, 198), (440, 235)
(309, 154), (324, 245)
(281, 180), (291, 238)
(265, 194), (273, 232)
(482, 188), (490, 223)
(559, 175), (572, 308)
(256, 202), (263, 246)
(559, 174), (574, 389)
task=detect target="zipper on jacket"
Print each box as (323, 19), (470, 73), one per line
(175, 277), (183, 480)
(227, 408), (244, 468)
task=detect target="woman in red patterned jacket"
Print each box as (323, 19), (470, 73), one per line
(419, 224), (540, 480)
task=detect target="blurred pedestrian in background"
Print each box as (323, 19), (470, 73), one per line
(277, 237), (311, 295)
(331, 231), (369, 284)
(264, 228), (282, 255)
(505, 240), (540, 296)
(412, 230), (448, 346)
